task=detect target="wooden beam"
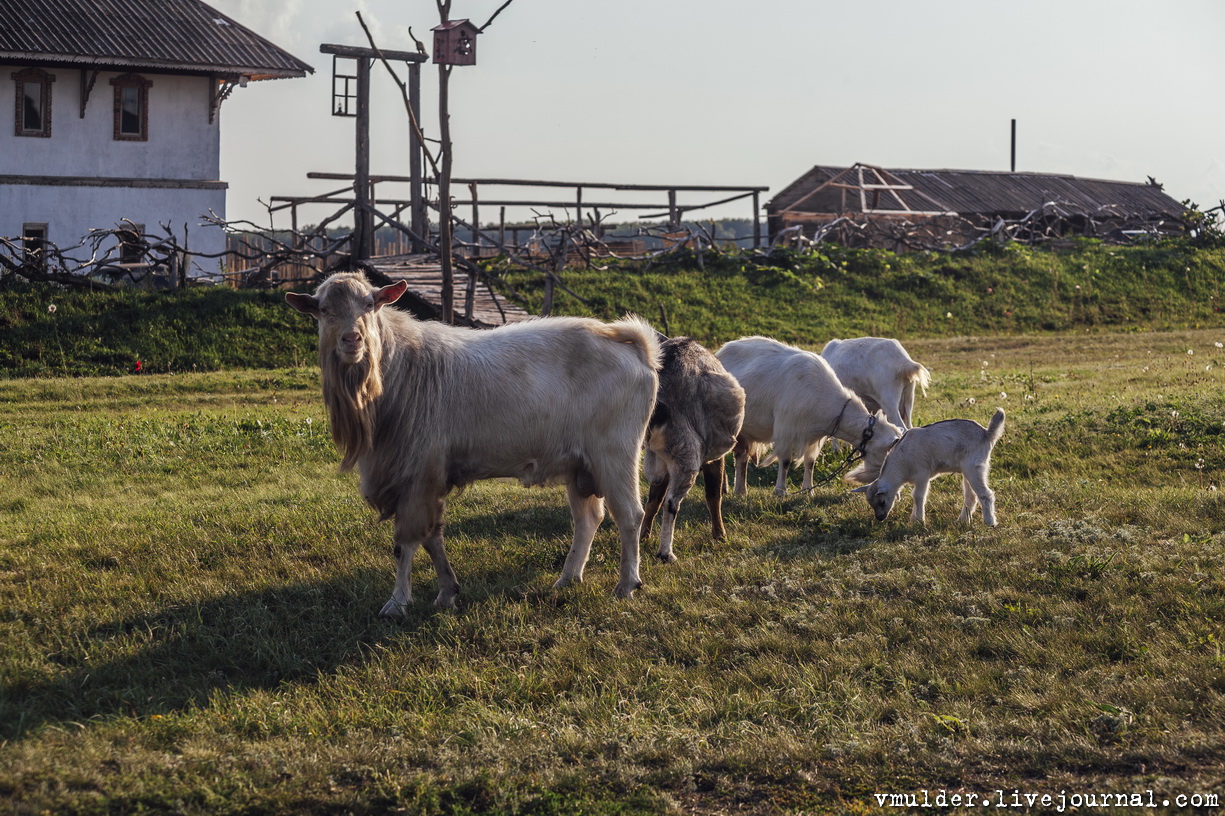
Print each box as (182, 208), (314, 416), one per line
(306, 171), (767, 193)
(320, 43), (427, 62)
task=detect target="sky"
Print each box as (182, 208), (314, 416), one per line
(208, 0), (1225, 231)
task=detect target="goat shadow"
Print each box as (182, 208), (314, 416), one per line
(0, 560), (525, 742)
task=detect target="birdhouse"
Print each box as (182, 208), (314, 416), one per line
(432, 19), (479, 66)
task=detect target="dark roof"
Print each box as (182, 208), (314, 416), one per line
(769, 164), (1185, 219)
(0, 0), (312, 80)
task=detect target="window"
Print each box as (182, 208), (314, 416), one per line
(118, 225), (146, 265)
(110, 73), (152, 140)
(12, 68), (54, 137)
(22, 223), (48, 272)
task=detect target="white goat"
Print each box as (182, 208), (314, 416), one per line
(854, 408), (1005, 526)
(820, 337), (931, 429)
(641, 337), (745, 563)
(286, 273), (660, 615)
(715, 336), (903, 496)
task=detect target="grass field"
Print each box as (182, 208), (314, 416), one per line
(2, 327), (1224, 814)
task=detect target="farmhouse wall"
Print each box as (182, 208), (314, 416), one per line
(1, 65), (226, 268)
(3, 180), (227, 270)
(0, 68), (220, 179)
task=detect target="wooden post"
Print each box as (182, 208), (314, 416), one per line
(752, 190), (761, 248)
(438, 60), (454, 323)
(668, 189), (679, 231)
(469, 181), (480, 256)
(409, 61), (426, 251)
(354, 55), (372, 260)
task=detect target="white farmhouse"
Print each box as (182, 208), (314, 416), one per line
(0, 0), (311, 277)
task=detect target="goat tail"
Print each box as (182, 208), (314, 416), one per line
(986, 407), (1006, 447)
(908, 361), (932, 395)
(599, 314), (663, 371)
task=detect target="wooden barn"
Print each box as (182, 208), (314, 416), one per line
(766, 163), (1188, 249)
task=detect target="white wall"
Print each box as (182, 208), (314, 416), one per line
(0, 67), (220, 179)
(3, 183), (228, 274)
(1, 64), (227, 271)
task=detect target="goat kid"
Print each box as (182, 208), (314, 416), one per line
(287, 273), (660, 615)
(640, 337), (745, 563)
(854, 408), (1005, 526)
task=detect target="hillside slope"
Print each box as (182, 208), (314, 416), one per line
(2, 239), (1222, 377)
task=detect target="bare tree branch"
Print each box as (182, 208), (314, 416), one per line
(479, 0), (516, 32)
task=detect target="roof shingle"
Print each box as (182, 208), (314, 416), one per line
(0, 0), (312, 79)
(769, 164), (1185, 219)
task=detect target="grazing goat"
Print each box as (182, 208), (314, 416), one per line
(820, 337), (931, 429)
(640, 337), (745, 563)
(715, 336), (903, 496)
(286, 273), (660, 615)
(854, 408), (1005, 526)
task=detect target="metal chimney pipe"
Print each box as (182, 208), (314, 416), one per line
(1011, 119), (1016, 173)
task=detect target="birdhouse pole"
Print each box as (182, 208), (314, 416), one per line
(431, 4), (481, 324)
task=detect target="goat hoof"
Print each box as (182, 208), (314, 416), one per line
(552, 574), (581, 590)
(656, 551), (677, 564)
(379, 598), (409, 619)
(434, 592), (459, 610)
(614, 579), (642, 599)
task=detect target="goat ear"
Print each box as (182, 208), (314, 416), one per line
(374, 280), (408, 308)
(850, 483), (872, 494)
(285, 292), (320, 316)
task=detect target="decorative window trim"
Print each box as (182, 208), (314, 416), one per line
(13, 67), (54, 138)
(118, 224), (147, 265)
(110, 73), (152, 141)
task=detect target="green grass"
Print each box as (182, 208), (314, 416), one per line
(2, 330), (1224, 814)
(0, 283), (316, 378)
(494, 239), (1225, 346)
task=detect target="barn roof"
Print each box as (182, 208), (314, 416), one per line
(769, 164), (1185, 219)
(0, 0), (312, 80)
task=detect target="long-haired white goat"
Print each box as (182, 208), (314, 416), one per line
(287, 273), (660, 615)
(715, 336), (903, 496)
(853, 408), (1005, 526)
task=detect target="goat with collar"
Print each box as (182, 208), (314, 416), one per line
(854, 408), (1005, 526)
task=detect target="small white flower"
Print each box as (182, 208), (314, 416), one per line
(967, 397), (977, 406)
(1187, 349), (1195, 356)
(999, 391), (1008, 399)
(946, 312), (953, 318)
(47, 304), (57, 314)
(1216, 342), (1224, 349)
(1024, 394), (1035, 400)
(1171, 410), (1180, 418)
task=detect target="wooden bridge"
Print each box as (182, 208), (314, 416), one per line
(366, 253), (534, 328)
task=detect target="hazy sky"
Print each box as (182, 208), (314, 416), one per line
(209, 0), (1225, 230)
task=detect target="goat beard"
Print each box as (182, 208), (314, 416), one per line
(321, 338), (384, 472)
